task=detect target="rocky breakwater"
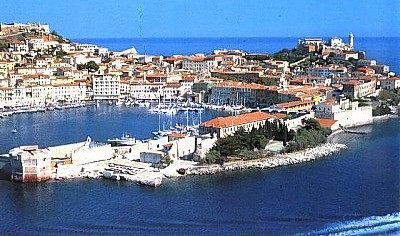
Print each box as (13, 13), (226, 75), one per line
(184, 143), (347, 175)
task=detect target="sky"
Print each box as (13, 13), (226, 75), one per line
(0, 0), (399, 39)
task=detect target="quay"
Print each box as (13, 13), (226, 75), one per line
(343, 129), (368, 135)
(340, 125), (368, 135)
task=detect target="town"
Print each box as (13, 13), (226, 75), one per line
(0, 22), (399, 187)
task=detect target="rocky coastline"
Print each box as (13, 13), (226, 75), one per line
(181, 143), (347, 176)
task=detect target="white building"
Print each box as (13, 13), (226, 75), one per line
(182, 57), (218, 72)
(52, 82), (87, 102)
(130, 82), (163, 100)
(92, 73), (121, 100)
(315, 99), (373, 127)
(74, 43), (98, 53)
(306, 66), (347, 77)
(9, 43), (29, 53)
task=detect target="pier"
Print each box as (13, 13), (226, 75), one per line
(339, 125), (368, 135)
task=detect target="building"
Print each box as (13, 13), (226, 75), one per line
(349, 33), (354, 49)
(357, 59), (376, 67)
(276, 100), (315, 112)
(129, 82), (163, 101)
(217, 71), (262, 83)
(182, 56), (218, 72)
(305, 66), (347, 77)
(333, 51), (359, 61)
(9, 145), (52, 182)
(199, 111), (278, 138)
(92, 73), (121, 100)
(371, 64), (390, 75)
(296, 38), (325, 53)
(210, 80), (267, 107)
(380, 77), (400, 91)
(315, 99), (372, 127)
(342, 79), (377, 99)
(70, 137), (113, 165)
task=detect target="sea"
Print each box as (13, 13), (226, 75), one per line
(0, 37), (399, 235)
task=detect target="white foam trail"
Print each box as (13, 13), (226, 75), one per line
(305, 212), (400, 235)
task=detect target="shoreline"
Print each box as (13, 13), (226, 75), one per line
(178, 142), (347, 177)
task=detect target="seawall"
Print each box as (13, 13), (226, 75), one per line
(183, 143), (347, 176)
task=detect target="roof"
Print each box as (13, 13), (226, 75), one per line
(316, 118), (338, 128)
(342, 80), (361, 85)
(168, 132), (187, 138)
(199, 111), (278, 129)
(387, 76), (400, 81)
(214, 80), (266, 90)
(276, 100), (314, 108)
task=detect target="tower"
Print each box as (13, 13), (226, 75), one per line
(349, 32), (354, 49)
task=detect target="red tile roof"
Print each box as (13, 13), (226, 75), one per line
(199, 111), (277, 128)
(316, 118), (338, 128)
(214, 80), (266, 90)
(277, 100), (314, 108)
(168, 132), (187, 138)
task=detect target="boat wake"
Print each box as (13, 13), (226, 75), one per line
(305, 212), (400, 235)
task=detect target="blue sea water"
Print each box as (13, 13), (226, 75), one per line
(73, 37), (400, 74)
(0, 106), (399, 235)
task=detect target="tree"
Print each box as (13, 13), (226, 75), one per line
(204, 150), (221, 164)
(86, 61), (99, 72)
(77, 61), (100, 72)
(56, 50), (67, 58)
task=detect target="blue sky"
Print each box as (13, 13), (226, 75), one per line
(1, 0), (399, 38)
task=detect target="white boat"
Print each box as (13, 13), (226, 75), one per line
(115, 100), (124, 106)
(137, 101), (150, 107)
(37, 107), (46, 112)
(11, 128), (17, 133)
(107, 132), (142, 146)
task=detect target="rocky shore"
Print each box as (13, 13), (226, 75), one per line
(182, 143), (347, 176)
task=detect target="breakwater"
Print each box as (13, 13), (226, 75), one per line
(184, 143), (347, 176)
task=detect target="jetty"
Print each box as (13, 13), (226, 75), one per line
(339, 125), (368, 135)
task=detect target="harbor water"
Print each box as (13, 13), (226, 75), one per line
(0, 106), (399, 235)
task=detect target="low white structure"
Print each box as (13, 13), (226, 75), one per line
(71, 137), (113, 165)
(140, 151), (163, 164)
(315, 98), (372, 127)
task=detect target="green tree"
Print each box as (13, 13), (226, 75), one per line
(204, 150), (221, 164)
(56, 50), (67, 58)
(86, 61), (99, 72)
